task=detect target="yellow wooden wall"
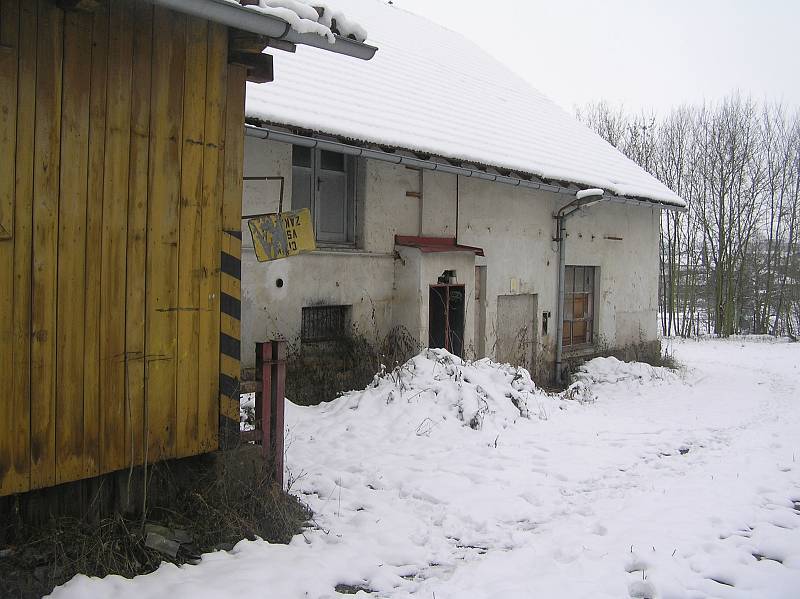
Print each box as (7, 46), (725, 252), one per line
(0, 0), (246, 496)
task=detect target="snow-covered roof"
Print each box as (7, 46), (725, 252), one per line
(229, 0), (368, 43)
(155, 0), (375, 60)
(245, 0), (685, 208)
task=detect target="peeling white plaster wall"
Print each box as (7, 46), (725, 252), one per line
(241, 135), (661, 377)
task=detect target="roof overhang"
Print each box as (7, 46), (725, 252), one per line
(244, 123), (687, 213)
(395, 236), (485, 257)
(150, 0), (378, 60)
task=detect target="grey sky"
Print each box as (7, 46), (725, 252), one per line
(394, 0), (800, 114)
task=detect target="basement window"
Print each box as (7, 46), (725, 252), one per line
(563, 266), (596, 347)
(301, 305), (351, 343)
(292, 146), (356, 245)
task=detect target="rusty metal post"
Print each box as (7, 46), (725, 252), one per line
(271, 341), (286, 487)
(255, 340), (287, 488)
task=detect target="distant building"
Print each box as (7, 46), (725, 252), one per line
(239, 0), (685, 383)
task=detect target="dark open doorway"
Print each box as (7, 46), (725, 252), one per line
(429, 284), (465, 357)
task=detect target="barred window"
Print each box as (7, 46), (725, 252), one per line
(301, 305), (351, 343)
(563, 266), (595, 347)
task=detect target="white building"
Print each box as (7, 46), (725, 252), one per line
(239, 0), (685, 383)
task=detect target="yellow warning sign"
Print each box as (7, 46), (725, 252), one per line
(248, 208), (316, 262)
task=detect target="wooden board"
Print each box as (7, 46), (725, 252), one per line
(145, 6), (186, 462)
(1, 1), (240, 496)
(82, 1), (109, 478)
(0, 0), (17, 239)
(176, 16), (207, 457)
(30, 0), (63, 490)
(218, 64), (246, 430)
(198, 23), (229, 451)
(55, 9), (92, 484)
(99, 0), (133, 474)
(124, 0), (153, 468)
(9, 0), (36, 496)
(0, 0), (21, 495)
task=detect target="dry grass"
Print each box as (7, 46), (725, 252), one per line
(286, 325), (420, 406)
(0, 449), (309, 599)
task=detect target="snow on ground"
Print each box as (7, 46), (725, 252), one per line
(52, 338), (800, 599)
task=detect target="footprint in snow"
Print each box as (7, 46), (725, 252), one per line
(590, 523), (608, 536)
(628, 580), (656, 599)
(624, 554), (650, 574)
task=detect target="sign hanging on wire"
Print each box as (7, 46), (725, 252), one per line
(248, 208), (316, 262)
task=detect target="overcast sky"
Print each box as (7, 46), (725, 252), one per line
(394, 0), (800, 115)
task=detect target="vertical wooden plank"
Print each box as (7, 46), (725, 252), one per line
(145, 5), (185, 462)
(176, 16), (207, 457)
(0, 0), (18, 240)
(55, 9), (92, 484)
(0, 0), (21, 495)
(221, 64), (246, 268)
(9, 0), (36, 496)
(99, 0), (133, 474)
(125, 0), (153, 468)
(216, 62), (246, 446)
(198, 22), (227, 452)
(30, 0), (63, 490)
(83, 2), (109, 478)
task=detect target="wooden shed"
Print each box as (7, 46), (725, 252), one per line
(0, 0), (375, 498)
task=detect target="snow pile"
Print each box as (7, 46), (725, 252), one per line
(317, 349), (544, 436)
(232, 0), (367, 43)
(568, 355), (680, 402)
(246, 0), (685, 206)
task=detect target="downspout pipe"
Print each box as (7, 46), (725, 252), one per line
(554, 189), (607, 386)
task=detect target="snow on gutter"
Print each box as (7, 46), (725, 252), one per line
(244, 123), (686, 212)
(150, 0), (378, 60)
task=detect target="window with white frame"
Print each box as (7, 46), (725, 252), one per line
(292, 146), (356, 245)
(563, 265), (596, 347)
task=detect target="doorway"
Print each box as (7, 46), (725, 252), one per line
(495, 294), (538, 372)
(429, 284), (465, 357)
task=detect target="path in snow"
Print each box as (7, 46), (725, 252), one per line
(53, 338), (800, 599)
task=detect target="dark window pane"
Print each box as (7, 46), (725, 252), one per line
(565, 266), (574, 292)
(291, 166), (313, 211)
(574, 294), (588, 319)
(320, 150), (345, 172)
(573, 320), (587, 344)
(317, 169), (348, 241)
(574, 266), (584, 292)
(584, 268), (594, 292)
(292, 145), (312, 167)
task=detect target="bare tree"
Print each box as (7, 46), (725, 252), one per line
(578, 95), (800, 338)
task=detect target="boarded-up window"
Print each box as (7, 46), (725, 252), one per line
(301, 305), (351, 343)
(563, 266), (595, 347)
(291, 146), (355, 245)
